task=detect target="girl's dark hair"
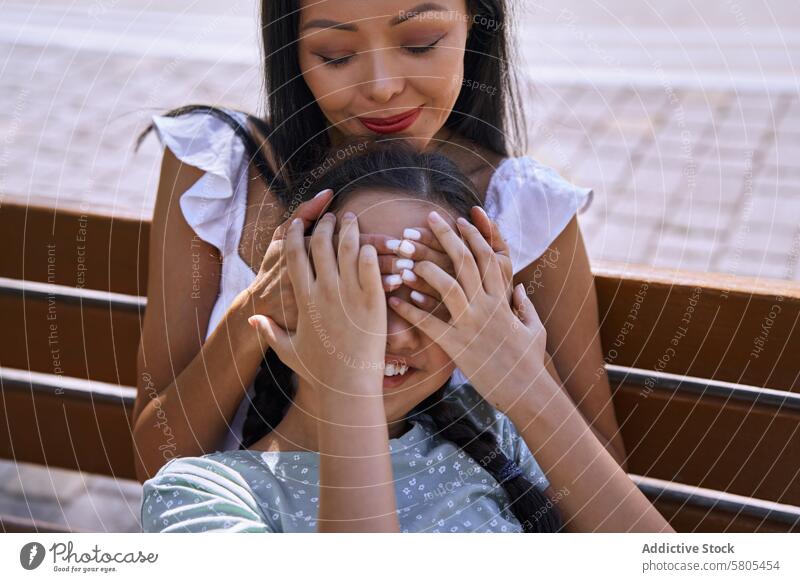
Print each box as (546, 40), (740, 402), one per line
(137, 0), (526, 197)
(241, 140), (561, 533)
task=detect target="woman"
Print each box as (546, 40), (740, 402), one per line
(132, 0), (627, 481)
(141, 142), (668, 533)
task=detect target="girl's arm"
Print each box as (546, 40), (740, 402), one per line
(314, 384), (399, 532)
(250, 213), (399, 532)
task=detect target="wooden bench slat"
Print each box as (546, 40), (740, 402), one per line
(595, 260), (800, 391)
(0, 203), (149, 296)
(0, 282), (143, 385)
(614, 375), (800, 506)
(0, 369), (137, 480)
(1, 514), (76, 533)
(635, 475), (800, 533)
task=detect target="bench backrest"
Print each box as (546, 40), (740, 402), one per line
(1, 203), (798, 532)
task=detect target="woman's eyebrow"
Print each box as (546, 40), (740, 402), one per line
(391, 2), (451, 25)
(301, 19), (358, 32)
(301, 3), (450, 32)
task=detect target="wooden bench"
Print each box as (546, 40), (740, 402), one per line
(2, 202), (799, 533)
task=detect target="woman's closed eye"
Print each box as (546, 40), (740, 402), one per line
(316, 50), (354, 67)
(316, 35), (446, 67)
(403, 34), (446, 54)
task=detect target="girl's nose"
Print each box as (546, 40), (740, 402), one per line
(385, 306), (418, 354)
(365, 49), (404, 104)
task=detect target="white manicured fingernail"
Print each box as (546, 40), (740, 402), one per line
(314, 189), (332, 198)
(402, 269), (417, 283)
(383, 274), (402, 286)
(396, 258), (414, 270)
(403, 228), (421, 240)
(410, 290), (426, 304)
(387, 239), (401, 251)
(398, 240), (415, 256)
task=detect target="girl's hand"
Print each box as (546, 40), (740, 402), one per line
(388, 211), (547, 413)
(249, 212), (387, 393)
(243, 189), (394, 332)
(383, 206), (513, 310)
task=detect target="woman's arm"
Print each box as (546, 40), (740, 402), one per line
(388, 212), (667, 532)
(505, 366), (672, 532)
(132, 149), (266, 481)
(514, 217), (628, 469)
(133, 149), (332, 481)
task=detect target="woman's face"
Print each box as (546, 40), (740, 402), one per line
(333, 189), (461, 425)
(298, 0), (471, 150)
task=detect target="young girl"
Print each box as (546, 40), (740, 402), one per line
(140, 143), (670, 533)
(133, 0), (628, 483)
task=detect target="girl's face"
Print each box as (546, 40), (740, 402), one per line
(333, 189), (460, 425)
(298, 0), (471, 150)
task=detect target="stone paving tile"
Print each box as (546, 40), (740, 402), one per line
(581, 221), (657, 264)
(0, 463), (87, 503)
(0, 460), (142, 532)
(62, 489), (141, 533)
(0, 41), (259, 221)
(609, 194), (672, 223)
(0, 493), (68, 527)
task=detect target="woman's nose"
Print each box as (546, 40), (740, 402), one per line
(385, 308), (418, 354)
(364, 49), (404, 104)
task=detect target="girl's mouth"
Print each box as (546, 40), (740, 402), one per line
(358, 107), (422, 134)
(383, 360), (415, 389)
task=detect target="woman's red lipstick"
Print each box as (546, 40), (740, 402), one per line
(358, 107), (422, 134)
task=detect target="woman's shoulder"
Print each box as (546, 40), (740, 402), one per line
(150, 106), (251, 174)
(149, 107), (259, 253)
(484, 154), (594, 272)
(489, 154), (592, 208)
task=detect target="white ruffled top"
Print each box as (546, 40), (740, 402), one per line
(151, 109), (593, 452)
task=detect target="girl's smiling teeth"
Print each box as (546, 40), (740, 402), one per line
(384, 361), (410, 377)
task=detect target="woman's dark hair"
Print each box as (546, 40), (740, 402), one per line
(241, 140), (561, 533)
(137, 0), (526, 199)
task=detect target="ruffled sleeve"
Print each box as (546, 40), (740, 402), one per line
(484, 156), (593, 274)
(151, 111), (248, 255)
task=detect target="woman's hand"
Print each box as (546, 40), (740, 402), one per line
(387, 210), (547, 413)
(382, 206), (513, 310)
(248, 211), (387, 393)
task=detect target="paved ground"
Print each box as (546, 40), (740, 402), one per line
(1, 0), (798, 532)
